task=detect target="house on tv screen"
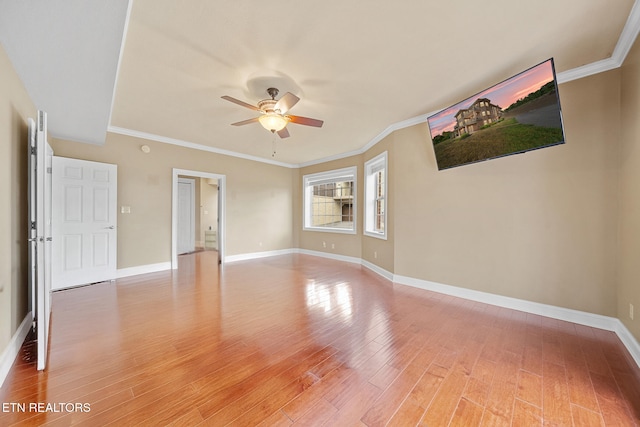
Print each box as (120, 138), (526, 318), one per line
(454, 98), (503, 136)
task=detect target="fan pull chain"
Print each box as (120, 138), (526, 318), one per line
(272, 132), (277, 157)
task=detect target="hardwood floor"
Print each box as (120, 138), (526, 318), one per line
(1, 251), (639, 426)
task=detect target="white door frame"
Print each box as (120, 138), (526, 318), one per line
(176, 177), (196, 255)
(172, 168), (225, 268)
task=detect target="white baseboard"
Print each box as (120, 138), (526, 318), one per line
(393, 275), (619, 330)
(294, 248), (362, 265)
(392, 274), (640, 369)
(613, 319), (640, 369)
(225, 248), (365, 265)
(149, 247), (640, 370)
(225, 249), (295, 263)
(0, 312), (33, 388)
(116, 262), (171, 278)
(361, 259), (394, 281)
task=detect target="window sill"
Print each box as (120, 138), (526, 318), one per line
(364, 230), (387, 240)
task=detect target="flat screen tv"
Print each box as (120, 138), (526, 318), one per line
(427, 58), (565, 170)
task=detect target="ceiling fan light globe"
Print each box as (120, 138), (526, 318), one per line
(259, 113), (288, 132)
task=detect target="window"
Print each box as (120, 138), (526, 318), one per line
(364, 151), (387, 239)
(303, 166), (357, 234)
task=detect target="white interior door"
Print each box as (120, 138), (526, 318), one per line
(52, 157), (117, 290)
(28, 111), (53, 371)
(177, 178), (195, 255)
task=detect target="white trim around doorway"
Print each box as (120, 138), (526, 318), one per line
(171, 168), (226, 269)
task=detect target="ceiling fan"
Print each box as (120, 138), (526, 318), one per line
(221, 88), (323, 138)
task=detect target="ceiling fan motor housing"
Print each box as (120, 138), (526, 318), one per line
(258, 99), (278, 113)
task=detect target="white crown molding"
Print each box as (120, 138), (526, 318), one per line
(614, 0), (640, 64)
(295, 148), (364, 168)
(556, 57), (620, 84)
(0, 313), (32, 388)
(108, 126), (296, 168)
(107, 0), (640, 169)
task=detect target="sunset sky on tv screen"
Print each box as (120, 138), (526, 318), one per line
(428, 60), (555, 138)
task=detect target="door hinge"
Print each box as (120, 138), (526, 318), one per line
(47, 167), (52, 174)
(30, 146), (37, 155)
(31, 221), (36, 230)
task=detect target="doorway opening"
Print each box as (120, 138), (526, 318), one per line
(172, 168), (225, 269)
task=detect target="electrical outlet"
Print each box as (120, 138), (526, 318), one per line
(631, 304), (635, 320)
(374, 251), (377, 259)
(331, 243), (335, 249)
(322, 241), (326, 248)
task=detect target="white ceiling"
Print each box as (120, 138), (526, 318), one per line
(1, 0), (639, 166)
(0, 0), (129, 145)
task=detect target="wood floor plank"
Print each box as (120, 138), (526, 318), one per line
(448, 397), (484, 427)
(481, 350), (520, 426)
(542, 360), (573, 426)
(590, 371), (638, 426)
(323, 382), (380, 427)
(360, 359), (429, 426)
(516, 369), (542, 408)
(511, 398), (542, 426)
(198, 344), (338, 424)
(386, 364), (446, 426)
(256, 409), (293, 427)
(281, 363), (350, 421)
(419, 362), (470, 426)
(1, 252), (639, 426)
(290, 398), (336, 426)
(571, 404), (605, 427)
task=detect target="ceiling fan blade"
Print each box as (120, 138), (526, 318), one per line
(277, 127), (290, 138)
(274, 92), (299, 114)
(287, 115), (324, 127)
(221, 95), (261, 111)
(230, 117), (260, 126)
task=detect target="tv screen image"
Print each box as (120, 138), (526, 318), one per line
(427, 58), (565, 170)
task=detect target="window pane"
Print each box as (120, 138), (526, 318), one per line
(364, 152), (387, 238)
(376, 199), (385, 231)
(308, 178), (354, 230)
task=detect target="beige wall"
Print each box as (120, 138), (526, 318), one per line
(0, 44), (36, 353)
(619, 36), (640, 339)
(393, 70), (621, 317)
(50, 133), (295, 267)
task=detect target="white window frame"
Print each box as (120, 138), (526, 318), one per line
(364, 151), (387, 240)
(303, 166), (357, 234)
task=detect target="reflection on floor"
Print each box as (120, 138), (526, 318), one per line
(1, 251), (639, 425)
